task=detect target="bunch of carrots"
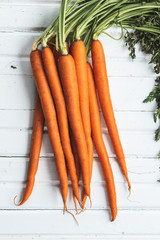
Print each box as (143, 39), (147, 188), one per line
(14, 0), (160, 222)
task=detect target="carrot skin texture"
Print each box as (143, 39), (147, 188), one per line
(70, 130), (81, 181)
(71, 40), (93, 172)
(30, 50), (68, 209)
(42, 47), (80, 204)
(71, 40), (93, 204)
(70, 130), (81, 212)
(87, 62), (117, 221)
(16, 94), (44, 206)
(58, 54), (90, 197)
(91, 40), (131, 190)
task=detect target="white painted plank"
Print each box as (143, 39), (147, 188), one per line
(100, 111), (158, 131)
(0, 129), (159, 157)
(0, 210), (160, 234)
(0, 57), (156, 78)
(1, 0), (61, 4)
(0, 33), (40, 57)
(2, 182), (160, 209)
(1, 129), (158, 158)
(0, 75), (156, 111)
(0, 4), (59, 30)
(0, 111), (158, 131)
(0, 110), (35, 129)
(110, 76), (155, 112)
(0, 32), (153, 61)
(1, 235), (160, 240)
(99, 33), (153, 61)
(0, 157), (159, 184)
(0, 75), (36, 110)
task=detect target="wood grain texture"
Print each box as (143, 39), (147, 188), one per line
(0, 0), (159, 239)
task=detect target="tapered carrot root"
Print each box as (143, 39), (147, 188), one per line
(30, 50), (68, 210)
(58, 54), (90, 198)
(71, 40), (93, 206)
(70, 130), (81, 181)
(87, 62), (117, 221)
(42, 47), (81, 206)
(70, 130), (81, 212)
(91, 40), (131, 191)
(14, 94), (45, 206)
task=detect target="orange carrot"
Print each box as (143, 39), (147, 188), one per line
(71, 40), (93, 205)
(70, 129), (81, 212)
(70, 130), (81, 181)
(42, 47), (81, 206)
(30, 50), (68, 212)
(58, 54), (90, 198)
(91, 40), (131, 191)
(14, 94), (45, 206)
(87, 62), (117, 221)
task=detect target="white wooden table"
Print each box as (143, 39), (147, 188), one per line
(0, 0), (160, 239)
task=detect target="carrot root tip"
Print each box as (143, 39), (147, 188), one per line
(13, 195), (21, 206)
(128, 184), (131, 193)
(126, 175), (131, 192)
(89, 197), (92, 208)
(63, 206), (66, 215)
(73, 196), (78, 213)
(66, 209), (79, 225)
(76, 207), (86, 215)
(79, 200), (83, 210)
(127, 189), (132, 200)
(111, 216), (116, 222)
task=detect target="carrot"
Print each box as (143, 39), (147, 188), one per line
(70, 130), (81, 181)
(91, 40), (131, 191)
(71, 40), (93, 205)
(42, 47), (81, 206)
(87, 62), (117, 221)
(30, 50), (68, 212)
(70, 129), (81, 212)
(58, 54), (90, 198)
(14, 93), (45, 206)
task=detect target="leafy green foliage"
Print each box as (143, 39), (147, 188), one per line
(155, 127), (160, 141)
(124, 14), (160, 157)
(124, 14), (160, 74)
(143, 77), (160, 143)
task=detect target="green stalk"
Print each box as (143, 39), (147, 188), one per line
(85, 18), (98, 56)
(75, 0), (104, 39)
(65, 6), (92, 38)
(75, 0), (121, 40)
(59, 0), (68, 55)
(66, 0), (99, 25)
(32, 18), (56, 50)
(121, 24), (160, 34)
(41, 0), (88, 47)
(93, 2), (160, 39)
